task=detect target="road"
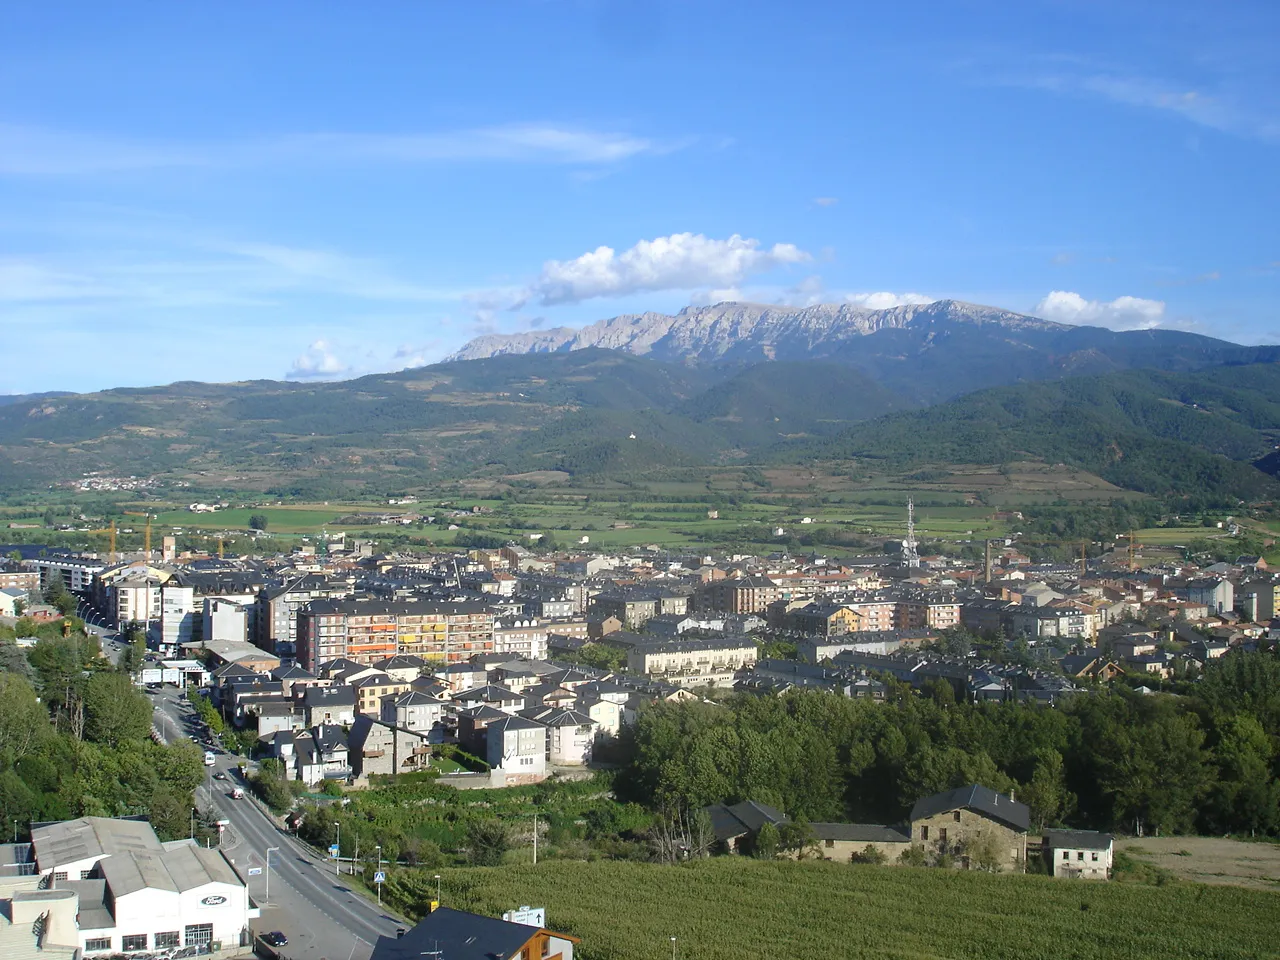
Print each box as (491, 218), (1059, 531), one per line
(149, 693), (403, 960)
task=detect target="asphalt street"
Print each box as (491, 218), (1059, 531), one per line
(148, 679), (405, 960)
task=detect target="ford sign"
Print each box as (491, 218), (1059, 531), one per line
(200, 895), (227, 906)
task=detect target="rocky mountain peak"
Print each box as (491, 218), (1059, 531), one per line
(446, 299), (1064, 364)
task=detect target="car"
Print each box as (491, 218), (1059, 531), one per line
(261, 932), (288, 947)
(213, 771), (227, 780)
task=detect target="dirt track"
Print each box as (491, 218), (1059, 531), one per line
(1123, 836), (1280, 891)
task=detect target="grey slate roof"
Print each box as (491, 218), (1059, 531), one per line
(369, 906), (553, 960)
(810, 823), (911, 844)
(910, 784), (1030, 833)
(703, 800), (786, 843)
(1044, 829), (1114, 851)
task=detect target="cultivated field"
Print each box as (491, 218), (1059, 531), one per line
(1123, 836), (1280, 891)
(383, 858), (1280, 960)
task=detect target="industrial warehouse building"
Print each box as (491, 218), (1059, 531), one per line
(0, 816), (257, 956)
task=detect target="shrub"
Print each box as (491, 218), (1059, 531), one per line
(851, 844), (887, 865)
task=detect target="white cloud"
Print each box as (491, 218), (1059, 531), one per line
(1009, 72), (1280, 143)
(286, 340), (352, 380)
(1034, 290), (1167, 329)
(844, 291), (934, 310)
(780, 275), (827, 307)
(390, 341), (443, 370)
(812, 197), (839, 207)
(0, 122), (675, 176)
(514, 232), (810, 307)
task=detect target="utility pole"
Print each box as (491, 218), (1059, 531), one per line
(333, 822), (341, 878)
(265, 846), (278, 903)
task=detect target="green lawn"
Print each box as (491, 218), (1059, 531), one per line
(384, 858), (1280, 960)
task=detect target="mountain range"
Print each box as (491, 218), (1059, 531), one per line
(2, 299), (1280, 502)
(449, 299), (1280, 403)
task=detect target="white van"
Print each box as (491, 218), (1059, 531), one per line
(203, 750), (216, 766)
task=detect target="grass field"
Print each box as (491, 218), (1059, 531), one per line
(382, 859), (1280, 960)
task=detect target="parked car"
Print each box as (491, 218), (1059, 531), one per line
(261, 931), (288, 946)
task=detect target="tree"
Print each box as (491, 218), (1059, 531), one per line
(42, 572), (76, 616)
(752, 821), (779, 859)
(0, 641), (34, 680)
(248, 514), (269, 532)
(83, 673), (152, 746)
(777, 819), (818, 859)
(0, 674), (49, 761)
(466, 819), (510, 866)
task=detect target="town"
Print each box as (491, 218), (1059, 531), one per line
(0, 502), (1274, 957)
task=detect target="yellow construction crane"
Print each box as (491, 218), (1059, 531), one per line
(1119, 530), (1142, 571)
(87, 521), (118, 564)
(122, 511), (154, 559)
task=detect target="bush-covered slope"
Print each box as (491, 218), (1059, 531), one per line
(789, 364), (1280, 499)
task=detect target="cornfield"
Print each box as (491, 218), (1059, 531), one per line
(381, 857), (1280, 959)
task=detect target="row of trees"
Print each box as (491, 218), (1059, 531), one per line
(617, 651), (1280, 838)
(0, 627), (206, 841)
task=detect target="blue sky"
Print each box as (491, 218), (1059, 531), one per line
(1, 0), (1277, 394)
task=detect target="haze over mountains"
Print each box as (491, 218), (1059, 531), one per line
(2, 299), (1280, 501)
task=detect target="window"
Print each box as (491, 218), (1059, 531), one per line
(80, 869), (93, 879)
(123, 934), (149, 952)
(185, 924), (214, 947)
(1091, 852), (1099, 862)
(953, 811), (961, 822)
(85, 938), (112, 952)
(920, 826), (929, 841)
(1077, 851), (1085, 861)
(825, 839), (835, 848)
(155, 932), (180, 949)
(939, 829), (948, 844)
(52, 871), (67, 881)
(1062, 851), (1070, 860)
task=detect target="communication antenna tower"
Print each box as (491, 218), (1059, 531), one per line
(904, 497), (920, 569)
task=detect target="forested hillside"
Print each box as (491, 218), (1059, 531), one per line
(791, 364), (1280, 500)
(3, 348), (1280, 502)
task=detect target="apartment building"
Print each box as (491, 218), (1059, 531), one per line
(625, 636), (758, 689)
(255, 575), (355, 656)
(0, 567), (39, 592)
(492, 617), (548, 660)
(699, 575), (780, 615)
(296, 598), (494, 672)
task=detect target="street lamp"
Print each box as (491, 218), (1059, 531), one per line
(375, 845), (383, 906)
(265, 846), (279, 903)
(670, 936), (677, 960)
(333, 822), (341, 878)
(433, 873), (441, 910)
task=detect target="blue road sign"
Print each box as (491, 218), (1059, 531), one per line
(374, 871), (386, 884)
(328, 844), (340, 856)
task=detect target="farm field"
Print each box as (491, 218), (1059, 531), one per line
(4, 458), (1165, 556)
(383, 858), (1280, 960)
(1122, 836), (1280, 891)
